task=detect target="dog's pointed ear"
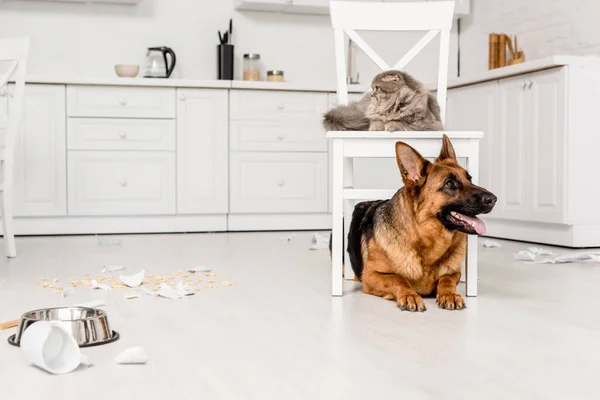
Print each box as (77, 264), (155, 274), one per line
(395, 141), (429, 187)
(437, 134), (457, 162)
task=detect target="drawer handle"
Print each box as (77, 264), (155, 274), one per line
(118, 98), (127, 106)
(178, 94), (186, 102)
(120, 179), (128, 187)
(527, 80), (534, 89)
(277, 103), (284, 110)
(277, 134), (284, 141)
(119, 131), (127, 139)
(276, 179), (285, 187)
(521, 80), (527, 90)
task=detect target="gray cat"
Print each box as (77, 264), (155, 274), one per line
(322, 70), (443, 132)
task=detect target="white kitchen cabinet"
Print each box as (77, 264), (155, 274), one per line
(230, 152), (328, 214)
(527, 68), (566, 223)
(445, 80), (498, 202)
(496, 75), (530, 221)
(234, 0), (289, 12)
(67, 151), (176, 216)
(10, 84), (67, 217)
(177, 89), (228, 214)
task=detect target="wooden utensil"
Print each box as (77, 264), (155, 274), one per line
(0, 319), (19, 330)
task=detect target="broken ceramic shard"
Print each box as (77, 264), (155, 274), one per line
(102, 265), (125, 273)
(174, 280), (194, 296)
(188, 266), (211, 273)
(513, 250), (536, 261)
(120, 270), (145, 288)
(482, 240), (502, 248)
(61, 287), (75, 298)
(115, 346), (148, 365)
(91, 280), (111, 291)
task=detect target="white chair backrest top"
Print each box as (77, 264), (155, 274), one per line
(0, 37), (29, 156)
(329, 1), (454, 123)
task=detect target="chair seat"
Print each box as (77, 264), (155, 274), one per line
(326, 130), (484, 139)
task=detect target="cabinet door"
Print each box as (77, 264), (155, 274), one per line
(177, 89), (228, 214)
(11, 84), (67, 216)
(496, 75), (530, 220)
(527, 68), (566, 223)
(445, 81), (498, 210)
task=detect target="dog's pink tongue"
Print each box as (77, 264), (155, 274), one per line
(457, 213), (486, 234)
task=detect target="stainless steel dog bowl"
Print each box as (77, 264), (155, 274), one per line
(7, 307), (120, 348)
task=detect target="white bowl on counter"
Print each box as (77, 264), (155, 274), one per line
(114, 64), (140, 78)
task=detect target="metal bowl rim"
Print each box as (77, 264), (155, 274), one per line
(20, 306), (107, 322)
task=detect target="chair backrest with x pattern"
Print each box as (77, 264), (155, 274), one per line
(329, 1), (454, 124)
(0, 37), (29, 158)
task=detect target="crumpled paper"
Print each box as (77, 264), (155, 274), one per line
(310, 233), (330, 250)
(115, 346), (148, 365)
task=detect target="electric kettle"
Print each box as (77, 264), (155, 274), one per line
(144, 47), (176, 78)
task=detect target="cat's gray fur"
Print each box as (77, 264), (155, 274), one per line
(322, 70), (443, 132)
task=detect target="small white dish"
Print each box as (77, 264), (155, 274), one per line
(114, 64), (140, 78)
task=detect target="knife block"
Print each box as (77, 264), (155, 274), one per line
(217, 44), (234, 80)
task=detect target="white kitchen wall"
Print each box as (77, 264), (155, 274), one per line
(0, 0), (458, 86)
(459, 0), (600, 77)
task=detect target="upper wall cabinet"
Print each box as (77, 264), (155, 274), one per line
(234, 0), (470, 16)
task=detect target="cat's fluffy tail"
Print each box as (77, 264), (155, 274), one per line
(322, 102), (370, 131)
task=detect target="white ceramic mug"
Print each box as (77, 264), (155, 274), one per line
(20, 321), (84, 375)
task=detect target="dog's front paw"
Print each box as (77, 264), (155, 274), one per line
(436, 293), (465, 310)
(397, 294), (426, 312)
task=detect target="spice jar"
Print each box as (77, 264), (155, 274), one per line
(267, 70), (284, 82)
(243, 53), (261, 81)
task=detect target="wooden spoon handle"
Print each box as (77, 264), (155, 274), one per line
(0, 320), (19, 330)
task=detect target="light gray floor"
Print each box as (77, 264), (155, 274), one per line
(0, 232), (599, 399)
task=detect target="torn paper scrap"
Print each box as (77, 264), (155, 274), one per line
(91, 280), (111, 291)
(124, 294), (140, 300)
(61, 287), (75, 298)
(115, 346), (148, 365)
(120, 270), (145, 288)
(514, 250), (536, 261)
(188, 266), (211, 273)
(528, 247), (556, 256)
(482, 240), (502, 248)
(102, 265), (125, 273)
(280, 233), (296, 242)
(310, 233), (330, 250)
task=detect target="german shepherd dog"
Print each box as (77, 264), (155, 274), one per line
(338, 135), (496, 312)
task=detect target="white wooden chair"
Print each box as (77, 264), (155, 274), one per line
(0, 37), (29, 258)
(328, 1), (482, 296)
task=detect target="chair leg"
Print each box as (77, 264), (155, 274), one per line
(465, 139), (479, 297)
(331, 139), (344, 296)
(466, 235), (477, 296)
(1, 190), (16, 258)
(343, 157), (355, 281)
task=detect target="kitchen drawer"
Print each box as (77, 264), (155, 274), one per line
(67, 151), (176, 216)
(230, 90), (328, 121)
(67, 86), (176, 118)
(230, 152), (328, 213)
(230, 121), (327, 152)
(67, 118), (176, 151)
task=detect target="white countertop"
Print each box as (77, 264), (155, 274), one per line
(18, 55), (600, 94)
(443, 55), (600, 89)
(19, 75), (369, 93)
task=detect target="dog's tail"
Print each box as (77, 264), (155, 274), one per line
(322, 102), (370, 132)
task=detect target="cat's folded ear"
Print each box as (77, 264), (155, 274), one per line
(436, 134), (457, 162)
(395, 141), (429, 188)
